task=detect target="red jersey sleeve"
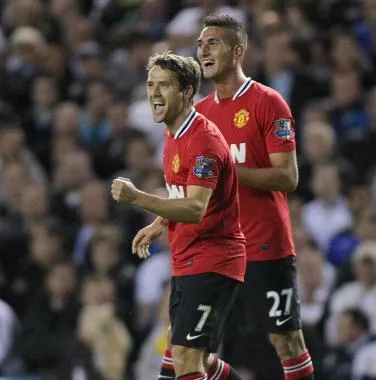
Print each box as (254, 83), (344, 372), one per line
(258, 90), (296, 154)
(185, 131), (223, 190)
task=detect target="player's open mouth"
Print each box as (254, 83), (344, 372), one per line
(203, 60), (215, 68)
(153, 103), (165, 112)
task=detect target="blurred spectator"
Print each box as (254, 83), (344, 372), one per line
(0, 299), (22, 376)
(124, 0), (168, 41)
(92, 98), (132, 179)
(352, 340), (376, 379)
(323, 308), (371, 380)
(298, 120), (356, 201)
(15, 262), (79, 376)
(58, 277), (132, 380)
(297, 246), (334, 327)
(255, 26), (320, 129)
(22, 74), (61, 168)
(0, 175), (50, 297)
(3, 26), (46, 110)
(79, 80), (113, 149)
(0, 117), (47, 200)
(342, 86), (376, 179)
(50, 149), (95, 224)
(326, 241), (376, 345)
(49, 101), (82, 173)
(301, 163), (353, 253)
(330, 30), (375, 89)
(7, 217), (66, 316)
(71, 180), (111, 267)
(109, 38), (152, 97)
(69, 41), (106, 103)
(328, 182), (372, 267)
(353, 0), (376, 64)
(135, 285), (170, 380)
(134, 248), (170, 331)
(330, 68), (369, 143)
(88, 225), (136, 325)
(0, 161), (29, 218)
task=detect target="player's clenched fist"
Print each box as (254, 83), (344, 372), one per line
(111, 177), (139, 204)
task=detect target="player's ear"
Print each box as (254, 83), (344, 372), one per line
(184, 85), (194, 102)
(234, 44), (244, 59)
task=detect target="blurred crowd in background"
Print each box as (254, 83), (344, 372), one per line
(0, 0), (376, 379)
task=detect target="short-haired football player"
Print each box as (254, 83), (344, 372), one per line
(111, 51), (246, 380)
(195, 15), (314, 380)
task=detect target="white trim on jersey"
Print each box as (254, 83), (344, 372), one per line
(174, 108), (198, 139)
(214, 77), (254, 103)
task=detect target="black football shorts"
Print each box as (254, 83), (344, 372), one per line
(229, 255), (302, 334)
(169, 272), (240, 352)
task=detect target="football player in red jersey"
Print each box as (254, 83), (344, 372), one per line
(111, 52), (246, 380)
(195, 15), (315, 380)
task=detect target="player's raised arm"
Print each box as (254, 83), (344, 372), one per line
(111, 177), (212, 223)
(236, 91), (298, 192)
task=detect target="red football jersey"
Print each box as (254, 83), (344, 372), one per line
(196, 79), (296, 261)
(163, 109), (246, 281)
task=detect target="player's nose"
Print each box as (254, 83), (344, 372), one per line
(152, 84), (161, 96)
(200, 43), (210, 57)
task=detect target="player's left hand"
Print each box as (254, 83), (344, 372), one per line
(111, 177), (139, 204)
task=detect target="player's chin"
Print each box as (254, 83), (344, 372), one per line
(202, 66), (217, 79)
(202, 70), (215, 79)
(151, 113), (165, 123)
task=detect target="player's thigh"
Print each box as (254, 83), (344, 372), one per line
(246, 256), (302, 333)
(170, 273), (240, 351)
(169, 277), (181, 333)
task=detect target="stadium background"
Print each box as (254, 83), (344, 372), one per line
(0, 0), (376, 379)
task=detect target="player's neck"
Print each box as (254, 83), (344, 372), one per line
(165, 105), (194, 136)
(213, 68), (248, 100)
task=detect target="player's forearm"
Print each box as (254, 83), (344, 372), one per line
(236, 166), (298, 192)
(133, 191), (205, 223)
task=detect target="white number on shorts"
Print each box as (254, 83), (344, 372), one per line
(266, 288), (293, 317)
(195, 304), (212, 332)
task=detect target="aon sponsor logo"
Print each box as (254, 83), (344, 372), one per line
(166, 184), (185, 199)
(230, 143), (246, 163)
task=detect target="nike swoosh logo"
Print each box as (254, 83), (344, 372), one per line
(276, 316), (292, 326)
(186, 332), (205, 341)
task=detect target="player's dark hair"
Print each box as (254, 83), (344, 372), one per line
(343, 308), (370, 332)
(146, 51), (201, 101)
(202, 14), (248, 47)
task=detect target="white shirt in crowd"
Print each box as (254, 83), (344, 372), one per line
(325, 282), (376, 346)
(301, 197), (353, 253)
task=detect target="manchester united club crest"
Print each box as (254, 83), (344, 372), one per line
(233, 109), (250, 128)
(172, 154), (180, 173)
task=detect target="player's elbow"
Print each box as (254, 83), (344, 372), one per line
(188, 200), (206, 223)
(285, 174), (298, 192)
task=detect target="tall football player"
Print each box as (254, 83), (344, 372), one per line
(195, 15), (314, 380)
